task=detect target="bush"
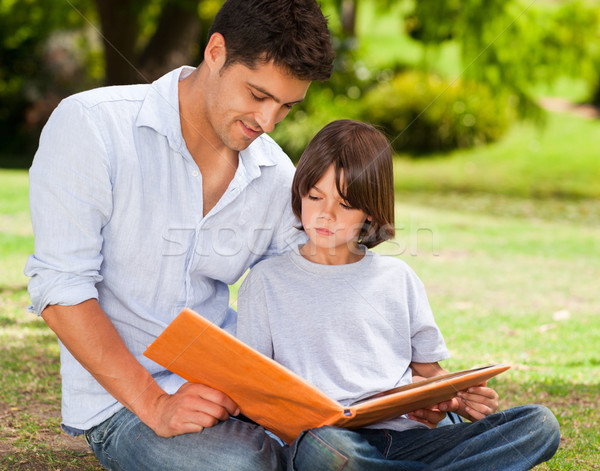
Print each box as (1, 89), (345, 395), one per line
(359, 71), (515, 155)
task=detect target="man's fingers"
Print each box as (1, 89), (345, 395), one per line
(179, 382), (240, 416)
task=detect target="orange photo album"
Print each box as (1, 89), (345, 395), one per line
(143, 308), (510, 444)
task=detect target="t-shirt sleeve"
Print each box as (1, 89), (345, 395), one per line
(24, 98), (113, 315)
(235, 266), (274, 359)
(408, 271), (450, 363)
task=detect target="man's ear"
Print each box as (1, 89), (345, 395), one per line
(204, 32), (227, 72)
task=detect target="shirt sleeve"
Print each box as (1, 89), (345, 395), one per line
(235, 266), (274, 359)
(24, 98), (113, 315)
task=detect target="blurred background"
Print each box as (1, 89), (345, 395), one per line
(1, 0), (599, 168)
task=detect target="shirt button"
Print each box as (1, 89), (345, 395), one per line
(192, 170), (199, 177)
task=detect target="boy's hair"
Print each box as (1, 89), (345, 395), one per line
(208, 0), (335, 81)
(292, 120), (395, 248)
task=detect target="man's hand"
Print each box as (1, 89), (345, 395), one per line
(147, 382), (240, 437)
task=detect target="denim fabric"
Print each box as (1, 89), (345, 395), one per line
(289, 405), (560, 471)
(85, 408), (286, 470)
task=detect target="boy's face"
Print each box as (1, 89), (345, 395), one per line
(300, 165), (371, 265)
(204, 59), (310, 152)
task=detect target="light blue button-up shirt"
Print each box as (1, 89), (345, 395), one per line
(25, 66), (305, 432)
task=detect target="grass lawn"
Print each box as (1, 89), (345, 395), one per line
(1, 108), (599, 468)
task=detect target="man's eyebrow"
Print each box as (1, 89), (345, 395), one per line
(249, 83), (305, 106)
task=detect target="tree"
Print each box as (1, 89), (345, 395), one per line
(0, 0), (220, 164)
(95, 0), (210, 85)
(406, 0), (600, 116)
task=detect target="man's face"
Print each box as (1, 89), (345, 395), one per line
(204, 60), (310, 152)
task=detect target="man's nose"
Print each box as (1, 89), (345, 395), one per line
(255, 103), (281, 134)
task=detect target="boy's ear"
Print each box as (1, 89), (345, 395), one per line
(204, 32), (227, 72)
(366, 215), (373, 222)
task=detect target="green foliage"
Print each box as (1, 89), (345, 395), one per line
(360, 70), (513, 154)
(0, 0), (99, 157)
(407, 0), (600, 115)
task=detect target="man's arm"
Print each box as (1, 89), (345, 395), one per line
(43, 299), (239, 437)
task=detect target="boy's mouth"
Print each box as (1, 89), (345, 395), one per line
(315, 228), (334, 236)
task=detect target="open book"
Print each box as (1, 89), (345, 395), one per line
(144, 308), (510, 444)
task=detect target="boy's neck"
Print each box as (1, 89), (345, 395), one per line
(298, 242), (365, 265)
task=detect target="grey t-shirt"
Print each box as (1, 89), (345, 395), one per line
(236, 246), (450, 432)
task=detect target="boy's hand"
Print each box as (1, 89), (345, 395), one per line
(407, 398), (461, 428)
(407, 374), (461, 428)
(456, 382), (499, 421)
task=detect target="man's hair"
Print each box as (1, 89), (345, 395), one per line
(208, 0), (335, 81)
(292, 120), (395, 248)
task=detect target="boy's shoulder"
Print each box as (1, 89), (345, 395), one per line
(249, 251), (296, 276)
(368, 252), (423, 283)
(369, 251), (412, 271)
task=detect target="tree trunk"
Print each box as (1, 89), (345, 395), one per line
(96, 0), (142, 85)
(138, 1), (201, 81)
(95, 0), (202, 86)
(341, 0), (357, 38)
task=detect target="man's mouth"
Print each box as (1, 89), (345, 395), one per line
(239, 121), (262, 139)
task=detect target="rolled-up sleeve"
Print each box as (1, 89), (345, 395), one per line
(25, 98), (113, 315)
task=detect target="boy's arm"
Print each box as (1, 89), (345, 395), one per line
(408, 361), (499, 425)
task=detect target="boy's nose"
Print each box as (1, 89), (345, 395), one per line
(319, 202), (336, 220)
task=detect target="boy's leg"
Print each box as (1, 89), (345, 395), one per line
(85, 408), (286, 471)
(388, 404), (560, 471)
(288, 426), (427, 471)
(289, 405), (559, 471)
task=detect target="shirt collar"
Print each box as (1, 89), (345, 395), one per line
(137, 66), (281, 176)
(136, 66), (193, 153)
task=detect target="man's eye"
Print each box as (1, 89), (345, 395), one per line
(251, 92), (266, 101)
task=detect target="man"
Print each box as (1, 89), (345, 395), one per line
(25, 1), (334, 469)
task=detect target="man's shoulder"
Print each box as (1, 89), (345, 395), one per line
(63, 83), (150, 111)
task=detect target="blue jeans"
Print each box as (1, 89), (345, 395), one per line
(288, 405), (560, 471)
(85, 408), (286, 470)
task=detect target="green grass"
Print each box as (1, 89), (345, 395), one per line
(392, 112), (600, 200)
(2, 109), (599, 468)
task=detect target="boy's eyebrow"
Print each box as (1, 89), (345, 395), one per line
(248, 83), (305, 106)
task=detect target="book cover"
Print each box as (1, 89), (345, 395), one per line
(144, 308), (510, 444)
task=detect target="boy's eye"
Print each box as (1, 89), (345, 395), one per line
(251, 92), (266, 101)
(340, 202), (354, 210)
(308, 195), (320, 201)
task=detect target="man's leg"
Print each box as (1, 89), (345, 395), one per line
(85, 408), (286, 471)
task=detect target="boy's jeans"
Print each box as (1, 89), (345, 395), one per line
(288, 405), (560, 471)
